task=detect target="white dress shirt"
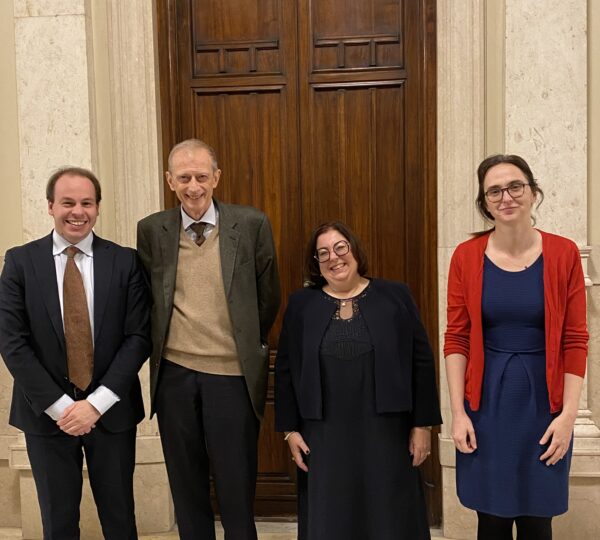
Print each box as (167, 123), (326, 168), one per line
(44, 231), (120, 421)
(181, 200), (218, 239)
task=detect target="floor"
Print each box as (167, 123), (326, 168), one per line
(0, 523), (448, 539)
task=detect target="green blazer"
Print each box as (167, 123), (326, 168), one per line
(136, 199), (281, 419)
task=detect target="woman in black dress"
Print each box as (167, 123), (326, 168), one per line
(274, 221), (442, 540)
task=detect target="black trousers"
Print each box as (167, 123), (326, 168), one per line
(477, 512), (553, 540)
(156, 360), (260, 540)
(25, 426), (137, 540)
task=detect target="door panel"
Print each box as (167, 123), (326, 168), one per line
(301, 84), (407, 280)
(156, 0), (439, 523)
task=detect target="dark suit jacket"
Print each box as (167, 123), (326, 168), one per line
(274, 278), (442, 432)
(0, 233), (152, 435)
(136, 199), (281, 420)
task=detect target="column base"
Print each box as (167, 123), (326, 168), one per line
(9, 434), (173, 539)
(439, 428), (600, 540)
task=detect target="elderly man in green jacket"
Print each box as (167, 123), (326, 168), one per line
(137, 138), (280, 540)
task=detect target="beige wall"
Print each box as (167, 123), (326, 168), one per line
(591, 0), (600, 246)
(0, 0), (24, 528)
(0, 0), (23, 257)
(587, 0), (600, 464)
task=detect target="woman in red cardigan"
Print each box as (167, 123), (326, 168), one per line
(444, 154), (588, 540)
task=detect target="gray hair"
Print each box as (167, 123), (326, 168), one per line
(167, 139), (219, 172)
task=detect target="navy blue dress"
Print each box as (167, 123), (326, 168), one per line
(297, 288), (430, 540)
(456, 255), (572, 517)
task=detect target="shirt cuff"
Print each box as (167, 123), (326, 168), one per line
(86, 385), (121, 415)
(45, 394), (75, 421)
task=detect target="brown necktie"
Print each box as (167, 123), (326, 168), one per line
(190, 222), (207, 246)
(63, 246), (93, 391)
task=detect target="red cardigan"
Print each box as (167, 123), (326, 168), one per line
(444, 230), (588, 413)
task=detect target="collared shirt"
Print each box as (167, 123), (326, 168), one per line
(181, 200), (218, 240)
(44, 231), (120, 421)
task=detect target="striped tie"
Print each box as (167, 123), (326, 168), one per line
(190, 222), (207, 247)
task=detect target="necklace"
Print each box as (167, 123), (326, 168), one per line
(326, 278), (367, 306)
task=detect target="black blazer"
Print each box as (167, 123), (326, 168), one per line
(274, 278), (442, 432)
(0, 233), (152, 435)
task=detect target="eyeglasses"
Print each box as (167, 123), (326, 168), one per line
(314, 240), (350, 263)
(484, 181), (530, 203)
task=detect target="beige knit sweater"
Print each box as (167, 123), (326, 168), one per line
(163, 225), (242, 375)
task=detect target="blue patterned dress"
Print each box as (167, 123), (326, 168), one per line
(297, 287), (430, 539)
(456, 254), (572, 517)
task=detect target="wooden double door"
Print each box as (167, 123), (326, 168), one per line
(157, 0), (439, 524)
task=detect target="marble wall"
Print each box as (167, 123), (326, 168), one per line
(504, 0), (587, 243)
(589, 0), (600, 437)
(13, 0), (94, 242)
(438, 1), (600, 539)
(0, 0), (25, 529)
(0, 0), (23, 256)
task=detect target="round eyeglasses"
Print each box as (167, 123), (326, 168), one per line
(314, 240), (350, 263)
(484, 181), (530, 203)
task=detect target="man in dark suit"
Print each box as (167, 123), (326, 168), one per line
(0, 167), (151, 540)
(137, 139), (280, 540)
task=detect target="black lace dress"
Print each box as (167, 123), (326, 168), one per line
(297, 286), (430, 540)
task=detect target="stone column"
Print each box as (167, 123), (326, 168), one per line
(0, 0), (24, 528)
(502, 3), (600, 534)
(437, 0), (485, 537)
(91, 0), (163, 247)
(94, 0), (173, 534)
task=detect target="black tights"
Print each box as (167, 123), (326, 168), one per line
(477, 512), (552, 540)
